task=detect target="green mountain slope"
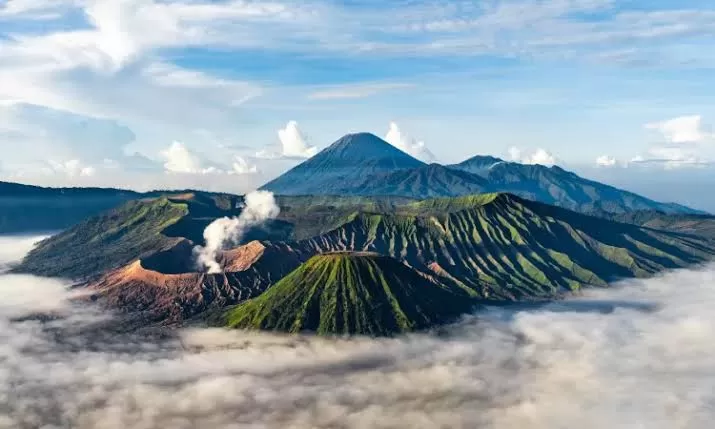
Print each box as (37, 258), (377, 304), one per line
(16, 197), (189, 278)
(295, 194), (715, 300)
(225, 252), (472, 336)
(14, 192), (259, 278)
(12, 193), (414, 279)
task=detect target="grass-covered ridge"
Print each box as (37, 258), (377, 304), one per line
(17, 197), (189, 278)
(225, 252), (473, 336)
(14, 192), (253, 279)
(296, 193), (715, 301)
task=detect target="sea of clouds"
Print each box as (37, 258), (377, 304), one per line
(1, 235), (714, 428)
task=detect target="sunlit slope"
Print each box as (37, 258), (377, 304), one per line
(225, 252), (472, 336)
(296, 194), (714, 300)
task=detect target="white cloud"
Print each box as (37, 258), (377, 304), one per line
(384, 122), (436, 162)
(257, 121), (318, 159)
(6, 235), (715, 428)
(0, 0), (77, 19)
(508, 146), (557, 166)
(161, 142), (260, 176)
(142, 63), (261, 106)
(596, 155), (618, 167)
(278, 121), (318, 158)
(633, 116), (715, 169)
(645, 115), (712, 144)
(231, 156), (258, 175)
(1, 0), (715, 189)
(630, 146), (707, 170)
(47, 159), (96, 177)
(161, 141), (220, 175)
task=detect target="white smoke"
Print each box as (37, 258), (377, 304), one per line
(4, 235), (715, 428)
(195, 190), (280, 273)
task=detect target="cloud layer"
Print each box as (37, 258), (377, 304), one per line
(3, 235), (715, 428)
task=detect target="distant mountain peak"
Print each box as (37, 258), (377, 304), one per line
(261, 132), (425, 195)
(321, 132), (420, 162)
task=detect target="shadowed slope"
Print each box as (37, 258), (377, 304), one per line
(225, 253), (472, 336)
(451, 156), (701, 214)
(350, 164), (490, 198)
(0, 181), (139, 233)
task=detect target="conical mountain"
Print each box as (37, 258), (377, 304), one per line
(224, 252), (472, 336)
(261, 133), (425, 195)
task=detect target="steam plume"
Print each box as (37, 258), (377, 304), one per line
(195, 190), (280, 273)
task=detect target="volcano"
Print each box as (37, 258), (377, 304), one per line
(260, 132), (425, 195)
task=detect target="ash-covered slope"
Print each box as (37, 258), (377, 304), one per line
(261, 133), (425, 195)
(451, 155), (701, 214)
(89, 240), (305, 326)
(224, 252), (471, 336)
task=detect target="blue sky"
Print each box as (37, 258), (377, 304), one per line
(0, 0), (714, 207)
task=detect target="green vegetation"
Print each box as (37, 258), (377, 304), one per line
(16, 197), (189, 278)
(225, 253), (473, 336)
(16, 190), (715, 333)
(295, 194), (715, 301)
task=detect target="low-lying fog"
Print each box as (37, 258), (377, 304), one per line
(1, 235), (714, 429)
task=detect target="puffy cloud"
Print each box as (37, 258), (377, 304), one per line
(231, 156), (258, 174)
(596, 155), (618, 167)
(384, 122), (436, 162)
(508, 146), (557, 166)
(47, 159), (96, 177)
(630, 146), (706, 169)
(257, 121), (318, 159)
(160, 142), (260, 178)
(633, 116), (714, 169)
(278, 121), (318, 158)
(161, 141), (219, 174)
(645, 115), (712, 144)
